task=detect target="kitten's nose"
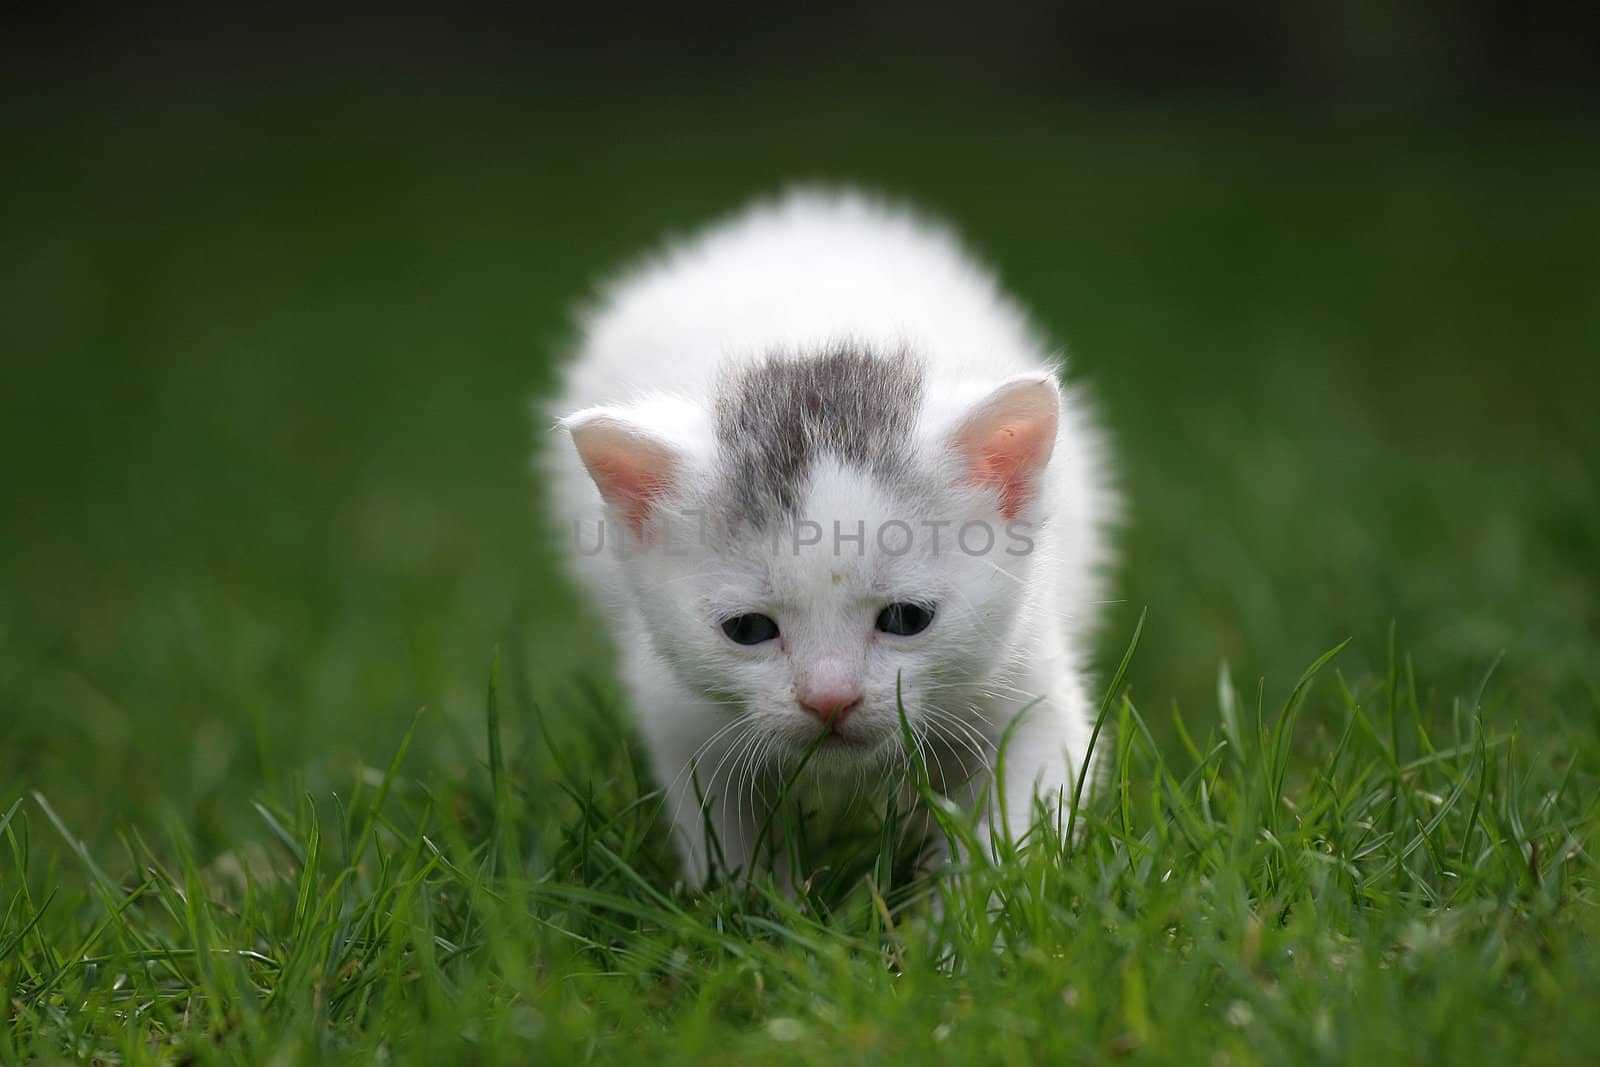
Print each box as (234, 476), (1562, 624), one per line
(798, 693), (863, 726)
(796, 659), (864, 726)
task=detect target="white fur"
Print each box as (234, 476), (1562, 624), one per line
(542, 188), (1116, 885)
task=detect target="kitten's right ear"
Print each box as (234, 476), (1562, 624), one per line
(561, 407), (683, 538)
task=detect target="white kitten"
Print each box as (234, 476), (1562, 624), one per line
(543, 188), (1115, 886)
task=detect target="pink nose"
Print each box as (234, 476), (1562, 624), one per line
(796, 658), (864, 726)
(798, 692), (863, 725)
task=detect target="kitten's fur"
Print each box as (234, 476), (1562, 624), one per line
(544, 189), (1115, 886)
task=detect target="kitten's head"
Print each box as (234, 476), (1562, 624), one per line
(561, 347), (1060, 775)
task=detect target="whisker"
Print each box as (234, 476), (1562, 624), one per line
(663, 735), (738, 824)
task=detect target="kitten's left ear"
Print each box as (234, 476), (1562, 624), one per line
(946, 373), (1060, 520)
(562, 407), (684, 538)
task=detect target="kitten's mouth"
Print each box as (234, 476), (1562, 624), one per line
(788, 721), (897, 763)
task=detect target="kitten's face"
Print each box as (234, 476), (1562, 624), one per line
(564, 364), (1060, 776)
(627, 460), (1035, 774)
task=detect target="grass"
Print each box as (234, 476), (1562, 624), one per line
(2, 77), (1598, 1063)
(4, 631), (1596, 1064)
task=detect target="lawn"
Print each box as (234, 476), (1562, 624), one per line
(2, 79), (1598, 1064)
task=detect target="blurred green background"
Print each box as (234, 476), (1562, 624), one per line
(2, 6), (1597, 858)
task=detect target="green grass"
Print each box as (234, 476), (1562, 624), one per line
(2, 79), (1598, 1063)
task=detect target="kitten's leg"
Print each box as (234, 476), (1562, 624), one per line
(620, 643), (771, 886)
(912, 674), (1091, 953)
(982, 666), (1097, 850)
(643, 711), (768, 887)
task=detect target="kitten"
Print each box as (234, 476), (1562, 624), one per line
(543, 188), (1115, 887)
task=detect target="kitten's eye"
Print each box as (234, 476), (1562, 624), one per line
(720, 613), (780, 645)
(876, 602), (934, 637)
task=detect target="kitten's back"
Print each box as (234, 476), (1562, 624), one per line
(558, 188), (1050, 412)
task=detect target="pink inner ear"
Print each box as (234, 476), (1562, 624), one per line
(965, 421), (1053, 519)
(570, 418), (680, 538)
(586, 452), (673, 535)
(953, 380), (1059, 520)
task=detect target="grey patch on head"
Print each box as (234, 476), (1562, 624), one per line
(713, 342), (926, 526)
